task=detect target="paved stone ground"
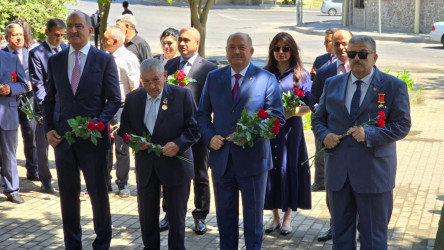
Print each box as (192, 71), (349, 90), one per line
(0, 75), (442, 249)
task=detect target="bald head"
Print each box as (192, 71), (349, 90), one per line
(178, 27), (200, 60)
(333, 30), (353, 62)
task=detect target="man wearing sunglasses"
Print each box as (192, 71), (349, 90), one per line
(312, 35), (411, 249)
(310, 29), (353, 242)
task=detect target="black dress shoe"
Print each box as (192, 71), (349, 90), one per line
(7, 194), (24, 204)
(194, 219), (207, 235)
(280, 228), (292, 236)
(26, 171), (39, 181)
(317, 228), (332, 241)
(311, 182), (326, 192)
(40, 183), (54, 194)
(159, 215), (169, 232)
(264, 223), (281, 233)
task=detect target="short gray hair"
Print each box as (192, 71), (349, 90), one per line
(140, 58), (164, 74)
(107, 26), (125, 44)
(68, 11), (92, 28)
(349, 35), (376, 53)
(5, 23), (22, 37)
(227, 32), (253, 47)
(117, 14), (136, 29)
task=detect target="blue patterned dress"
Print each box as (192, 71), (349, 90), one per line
(264, 67), (312, 211)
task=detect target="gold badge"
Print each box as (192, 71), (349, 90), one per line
(162, 104), (168, 110)
(162, 98), (168, 110)
(249, 77), (253, 81)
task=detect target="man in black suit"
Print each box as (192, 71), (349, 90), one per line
(118, 58), (200, 249)
(43, 11), (120, 249)
(310, 28), (338, 81)
(310, 29), (353, 242)
(2, 23), (39, 182)
(164, 27), (217, 234)
(29, 18), (67, 193)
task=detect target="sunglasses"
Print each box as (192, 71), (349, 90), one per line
(273, 46), (290, 53)
(347, 51), (372, 59)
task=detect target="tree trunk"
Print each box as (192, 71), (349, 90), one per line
(188, 0), (213, 58)
(98, 0), (112, 51)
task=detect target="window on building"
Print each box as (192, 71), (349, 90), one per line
(354, 0), (364, 8)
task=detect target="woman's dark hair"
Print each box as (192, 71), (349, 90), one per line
(264, 32), (305, 87)
(13, 19), (36, 49)
(159, 28), (179, 42)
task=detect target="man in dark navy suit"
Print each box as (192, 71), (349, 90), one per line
(163, 27), (217, 234)
(29, 18), (67, 193)
(118, 58), (200, 249)
(2, 23), (39, 182)
(310, 28), (338, 81)
(43, 11), (120, 249)
(310, 29), (353, 242)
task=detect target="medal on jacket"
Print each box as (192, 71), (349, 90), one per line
(378, 93), (385, 108)
(162, 98), (168, 110)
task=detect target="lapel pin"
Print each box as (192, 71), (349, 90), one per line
(377, 93), (385, 108)
(373, 87), (377, 91)
(249, 77), (253, 81)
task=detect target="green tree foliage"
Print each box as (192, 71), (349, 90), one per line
(0, 0), (76, 42)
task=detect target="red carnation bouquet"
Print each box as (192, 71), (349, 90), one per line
(167, 69), (196, 87)
(230, 108), (281, 148)
(10, 71), (43, 124)
(63, 116), (105, 146)
(303, 111), (387, 167)
(122, 131), (192, 164)
(282, 87), (306, 113)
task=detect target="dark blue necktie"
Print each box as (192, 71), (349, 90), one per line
(350, 80), (362, 120)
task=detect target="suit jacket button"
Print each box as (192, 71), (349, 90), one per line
(73, 100), (76, 103)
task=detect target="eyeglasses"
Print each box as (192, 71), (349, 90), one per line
(273, 46), (290, 53)
(347, 51), (373, 59)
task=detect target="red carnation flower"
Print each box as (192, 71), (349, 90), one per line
(272, 119), (281, 128)
(293, 87), (299, 95)
(95, 121), (105, 131)
(270, 126), (279, 135)
(378, 111), (386, 120)
(87, 121), (96, 131)
(257, 109), (269, 119)
(297, 89), (305, 98)
(11, 72), (17, 82)
(377, 118), (385, 128)
(175, 70), (187, 81)
(178, 81), (185, 87)
(123, 133), (131, 143)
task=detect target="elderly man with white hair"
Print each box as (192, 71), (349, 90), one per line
(102, 25), (140, 197)
(116, 14), (152, 63)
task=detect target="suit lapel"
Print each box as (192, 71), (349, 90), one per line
(137, 89), (149, 133)
(58, 49), (72, 97)
(152, 83), (172, 135)
(233, 65), (255, 108)
(187, 55), (201, 78)
(335, 72), (351, 119)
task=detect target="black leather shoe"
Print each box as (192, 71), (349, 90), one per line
(26, 171), (39, 181)
(317, 228), (332, 241)
(7, 194), (24, 204)
(280, 228), (292, 236)
(40, 183), (54, 194)
(194, 219), (207, 235)
(311, 182), (326, 192)
(160, 215), (169, 232)
(265, 223), (281, 233)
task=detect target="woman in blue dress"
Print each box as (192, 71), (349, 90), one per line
(263, 32), (312, 235)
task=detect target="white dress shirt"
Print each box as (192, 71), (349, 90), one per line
(112, 46), (140, 101)
(336, 59), (350, 75)
(7, 47), (23, 63)
(230, 64), (250, 90)
(45, 39), (62, 55)
(345, 67), (374, 113)
(68, 43), (90, 84)
(180, 53), (198, 75)
(144, 91), (163, 134)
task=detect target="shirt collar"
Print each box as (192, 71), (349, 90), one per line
(147, 89), (163, 101)
(350, 67), (374, 85)
(231, 63), (250, 77)
(69, 43), (90, 56)
(7, 47), (22, 54)
(45, 39), (58, 50)
(180, 53), (198, 66)
(112, 45), (126, 57)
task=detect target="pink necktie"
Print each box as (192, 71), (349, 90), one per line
(344, 63), (350, 73)
(53, 47), (59, 53)
(232, 74), (242, 102)
(71, 51), (81, 94)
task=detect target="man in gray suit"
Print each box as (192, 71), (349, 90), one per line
(0, 50), (30, 203)
(312, 35), (411, 249)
